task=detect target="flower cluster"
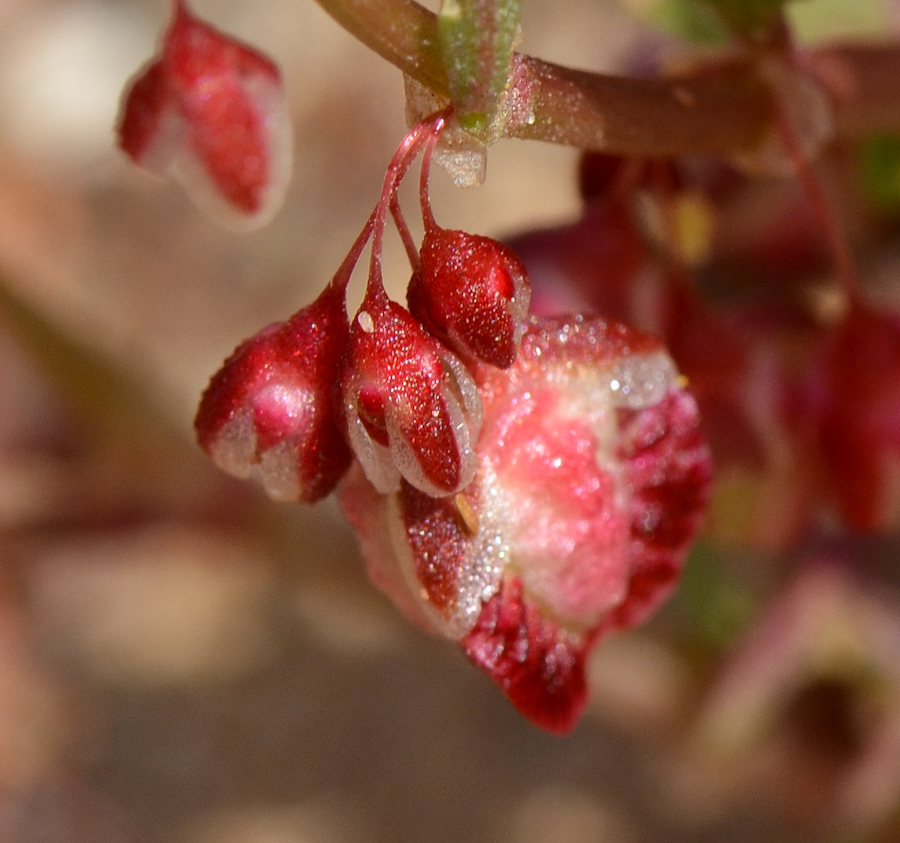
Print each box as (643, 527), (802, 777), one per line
(108, 1), (900, 833)
(116, 2), (712, 733)
(190, 110), (712, 732)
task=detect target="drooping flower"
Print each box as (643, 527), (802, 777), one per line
(116, 0), (292, 228)
(407, 227), (532, 368)
(406, 120), (531, 369)
(340, 292), (483, 498)
(194, 281), (351, 503)
(340, 314), (712, 732)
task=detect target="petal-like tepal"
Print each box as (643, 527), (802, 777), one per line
(340, 315), (712, 733)
(340, 297), (483, 498)
(407, 227), (532, 368)
(195, 283), (352, 503)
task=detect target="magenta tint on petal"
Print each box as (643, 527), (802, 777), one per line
(340, 298), (483, 498)
(195, 284), (351, 503)
(340, 315), (712, 732)
(460, 577), (589, 734)
(407, 228), (531, 368)
(115, 1), (292, 229)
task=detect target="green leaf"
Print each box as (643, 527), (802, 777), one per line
(641, 0), (732, 45)
(786, 0), (891, 44)
(620, 0), (789, 45)
(859, 134), (900, 213)
(700, 0), (791, 35)
(437, 0), (523, 140)
(674, 543), (758, 653)
(628, 0), (884, 44)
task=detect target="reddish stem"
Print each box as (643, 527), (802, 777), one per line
(365, 112), (447, 305)
(314, 0), (900, 157)
(418, 112), (447, 234)
(329, 211), (376, 296)
(391, 193), (419, 268)
(774, 103), (861, 304)
(172, 0), (189, 25)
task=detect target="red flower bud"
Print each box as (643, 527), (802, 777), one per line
(116, 0), (292, 228)
(195, 283), (351, 502)
(340, 296), (483, 498)
(340, 315), (712, 732)
(407, 228), (531, 368)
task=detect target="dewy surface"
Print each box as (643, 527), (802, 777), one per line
(342, 314), (712, 731)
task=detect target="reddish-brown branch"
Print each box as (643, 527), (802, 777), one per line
(312, 0), (900, 157)
(812, 44), (900, 138)
(774, 103), (861, 302)
(513, 58), (772, 156)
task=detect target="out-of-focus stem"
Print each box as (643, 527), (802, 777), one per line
(312, 0), (900, 156)
(775, 106), (861, 304)
(815, 44), (900, 138)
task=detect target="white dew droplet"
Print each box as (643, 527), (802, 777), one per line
(607, 350), (678, 409)
(357, 310), (375, 334)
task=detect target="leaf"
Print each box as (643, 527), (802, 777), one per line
(859, 134), (900, 213)
(637, 0), (731, 45)
(700, 0), (792, 35)
(437, 0), (523, 139)
(632, 0), (803, 41)
(786, 0), (892, 44)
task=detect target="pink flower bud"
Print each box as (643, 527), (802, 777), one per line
(407, 228), (531, 368)
(116, 0), (292, 229)
(340, 297), (483, 498)
(340, 315), (712, 732)
(195, 283), (351, 502)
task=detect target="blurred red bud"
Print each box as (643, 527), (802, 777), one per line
(116, 0), (292, 229)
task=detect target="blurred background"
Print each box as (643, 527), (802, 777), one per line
(1, 1), (900, 841)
